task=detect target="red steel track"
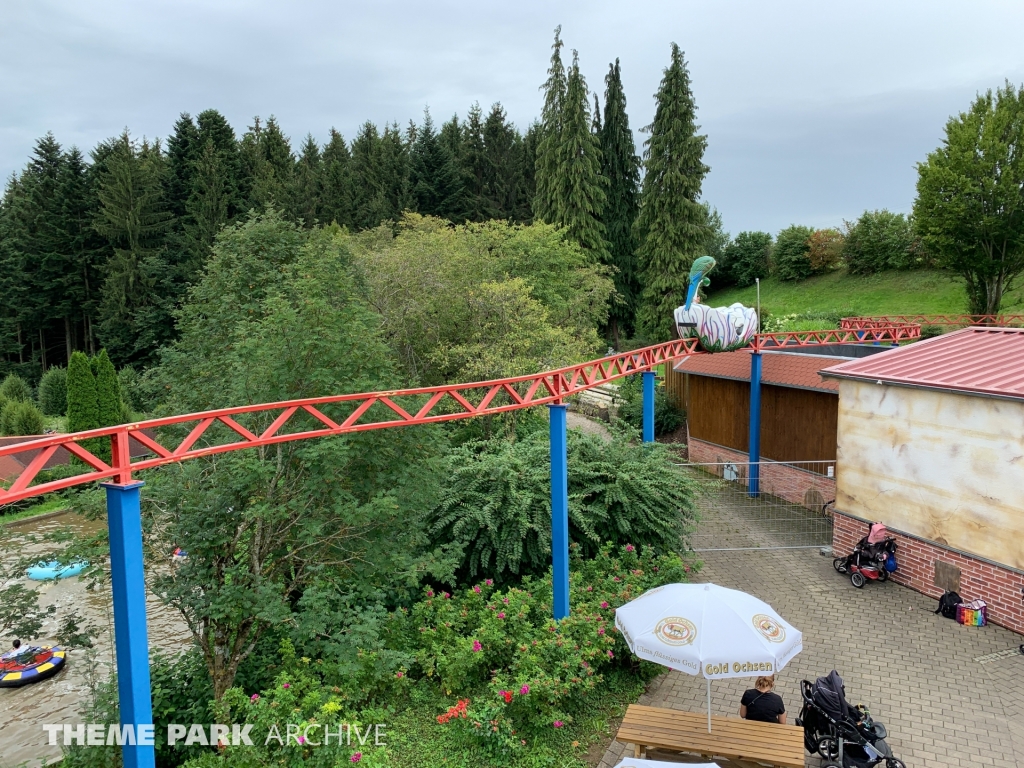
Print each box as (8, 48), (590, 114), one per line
(841, 314), (1024, 329)
(0, 323), (929, 506)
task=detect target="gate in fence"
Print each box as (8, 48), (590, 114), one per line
(678, 460), (836, 551)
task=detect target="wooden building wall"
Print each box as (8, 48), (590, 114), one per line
(670, 369), (838, 462)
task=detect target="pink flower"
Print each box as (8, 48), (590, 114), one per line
(586, 586), (593, 592)
(473, 585), (481, 593)
(613, 576), (621, 582)
(497, 612), (506, 619)
(395, 671), (404, 678)
(553, 720), (564, 728)
(297, 735), (305, 744)
(625, 544), (635, 552)
(472, 640), (482, 652)
(607, 650), (614, 658)
(282, 683), (291, 689)
(351, 753), (362, 763)
(500, 690), (513, 703)
(250, 694), (260, 702)
(600, 601), (609, 609)
(485, 579), (493, 586)
(442, 592), (450, 599)
(519, 684), (530, 695)
(502, 598), (509, 604)
(597, 628), (605, 635)
(426, 589), (434, 597)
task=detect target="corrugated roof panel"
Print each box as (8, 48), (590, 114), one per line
(821, 327), (1024, 399)
(675, 350), (841, 392)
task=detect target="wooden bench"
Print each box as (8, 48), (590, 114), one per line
(615, 704), (805, 768)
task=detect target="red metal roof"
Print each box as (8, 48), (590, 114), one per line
(674, 350), (840, 393)
(821, 327), (1024, 400)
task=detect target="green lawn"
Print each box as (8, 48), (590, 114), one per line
(0, 496), (68, 526)
(706, 268), (1024, 317)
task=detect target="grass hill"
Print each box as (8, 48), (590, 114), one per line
(706, 268), (1024, 327)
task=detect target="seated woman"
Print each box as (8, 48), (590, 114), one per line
(739, 675), (787, 724)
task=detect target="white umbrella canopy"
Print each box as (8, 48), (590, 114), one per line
(613, 760), (720, 768)
(615, 583), (802, 731)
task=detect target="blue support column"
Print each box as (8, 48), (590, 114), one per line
(642, 370), (656, 444)
(748, 353), (762, 497)
(548, 404), (570, 620)
(103, 481), (155, 768)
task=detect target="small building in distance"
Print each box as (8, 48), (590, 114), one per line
(666, 344), (887, 509)
(822, 327), (1024, 634)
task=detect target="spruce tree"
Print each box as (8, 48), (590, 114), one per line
(460, 104), (489, 220)
(411, 109), (466, 221)
(483, 103), (526, 221)
(533, 26), (567, 223)
(293, 134), (322, 225)
(551, 51), (609, 263)
(634, 44), (710, 341)
(350, 121), (386, 229)
(321, 129), (354, 228)
(183, 138), (230, 275)
(94, 349), (122, 427)
(165, 113), (200, 219)
(195, 109), (241, 218)
(379, 123), (413, 221)
(66, 350), (99, 434)
(600, 59), (642, 344)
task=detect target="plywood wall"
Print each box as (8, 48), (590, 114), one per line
(835, 381), (1024, 570)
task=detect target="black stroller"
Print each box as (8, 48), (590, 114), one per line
(796, 671), (905, 768)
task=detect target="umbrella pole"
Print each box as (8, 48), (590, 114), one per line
(706, 677), (711, 733)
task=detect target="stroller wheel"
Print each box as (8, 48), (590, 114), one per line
(833, 557), (848, 574)
(885, 759), (906, 768)
(878, 567), (889, 582)
(816, 735), (840, 760)
(851, 571), (866, 588)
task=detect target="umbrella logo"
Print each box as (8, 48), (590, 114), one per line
(752, 613), (786, 643)
(655, 617), (697, 646)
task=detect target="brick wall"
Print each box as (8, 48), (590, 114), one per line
(833, 510), (1024, 635)
(687, 438), (836, 510)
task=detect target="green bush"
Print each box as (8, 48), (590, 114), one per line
(37, 367), (68, 416)
(429, 430), (698, 583)
(615, 374), (684, 436)
(0, 399), (45, 436)
(117, 366), (146, 412)
(843, 210), (918, 275)
(0, 374), (32, 403)
(772, 225), (816, 281)
(399, 544), (691, 750)
(721, 231), (772, 288)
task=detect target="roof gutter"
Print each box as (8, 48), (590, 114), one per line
(821, 372), (1024, 405)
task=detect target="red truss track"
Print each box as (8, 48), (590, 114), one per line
(0, 324), (921, 506)
(841, 314), (1024, 329)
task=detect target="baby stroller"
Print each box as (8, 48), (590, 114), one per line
(797, 671), (905, 768)
(833, 522), (898, 588)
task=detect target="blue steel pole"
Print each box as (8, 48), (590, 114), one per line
(748, 353), (762, 497)
(548, 404), (570, 620)
(642, 370), (656, 444)
(103, 481), (155, 768)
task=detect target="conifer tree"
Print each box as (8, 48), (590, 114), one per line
(483, 103), (526, 221)
(411, 110), (466, 221)
(460, 104), (489, 220)
(379, 123), (413, 221)
(551, 51), (609, 263)
(634, 44), (710, 341)
(600, 59), (642, 344)
(195, 109), (241, 218)
(165, 113), (200, 220)
(59, 147), (105, 356)
(94, 349), (122, 427)
(533, 26), (567, 223)
(293, 134), (322, 225)
(350, 121), (386, 229)
(183, 138), (230, 275)
(66, 350), (99, 434)
(321, 129), (354, 228)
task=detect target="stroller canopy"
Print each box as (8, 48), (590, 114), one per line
(866, 523), (888, 545)
(812, 670), (851, 722)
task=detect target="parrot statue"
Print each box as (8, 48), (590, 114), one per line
(684, 256), (717, 312)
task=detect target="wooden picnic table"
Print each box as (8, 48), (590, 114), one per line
(615, 704), (806, 768)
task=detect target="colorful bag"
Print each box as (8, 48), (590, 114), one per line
(956, 599), (987, 627)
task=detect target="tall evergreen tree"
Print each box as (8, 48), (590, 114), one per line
(460, 105), (489, 220)
(183, 138), (231, 276)
(350, 121), (386, 229)
(411, 109), (466, 221)
(320, 129), (354, 228)
(634, 44), (710, 340)
(482, 103), (527, 221)
(293, 134), (322, 225)
(520, 122), (541, 223)
(600, 59), (642, 344)
(66, 350), (99, 434)
(550, 51), (609, 262)
(195, 109), (242, 218)
(94, 348), (122, 427)
(379, 122), (413, 221)
(92, 132), (176, 365)
(533, 26), (567, 223)
(165, 113), (201, 220)
(238, 116), (294, 212)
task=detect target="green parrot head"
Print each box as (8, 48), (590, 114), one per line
(684, 256), (717, 310)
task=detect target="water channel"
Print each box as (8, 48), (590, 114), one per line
(1, 512), (190, 767)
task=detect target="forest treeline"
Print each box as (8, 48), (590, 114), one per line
(0, 29), (717, 383)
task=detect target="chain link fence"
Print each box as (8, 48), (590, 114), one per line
(677, 460), (836, 551)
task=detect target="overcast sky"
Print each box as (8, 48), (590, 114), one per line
(2, 0), (1023, 234)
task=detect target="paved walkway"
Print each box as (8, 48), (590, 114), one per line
(599, 515), (1024, 766)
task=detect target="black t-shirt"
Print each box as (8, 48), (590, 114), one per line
(741, 689), (785, 723)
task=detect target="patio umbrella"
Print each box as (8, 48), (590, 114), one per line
(615, 583), (802, 732)
(613, 760), (720, 768)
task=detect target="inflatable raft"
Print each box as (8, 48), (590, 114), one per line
(26, 561), (87, 580)
(0, 646), (67, 688)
